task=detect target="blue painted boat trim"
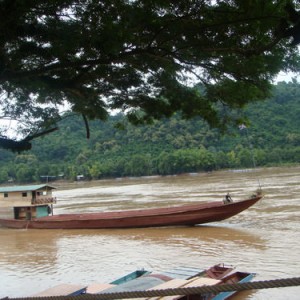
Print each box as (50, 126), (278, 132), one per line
(210, 273), (256, 300)
(103, 276), (167, 293)
(70, 287), (87, 296)
(110, 269), (150, 285)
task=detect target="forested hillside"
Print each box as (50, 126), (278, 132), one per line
(0, 81), (299, 183)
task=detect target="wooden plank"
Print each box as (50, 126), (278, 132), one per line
(150, 279), (188, 290)
(187, 277), (221, 286)
(140, 279), (188, 300)
(0, 207), (14, 218)
(151, 277), (221, 300)
(86, 283), (115, 294)
(32, 284), (86, 297)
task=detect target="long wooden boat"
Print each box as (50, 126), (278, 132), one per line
(0, 191), (262, 229)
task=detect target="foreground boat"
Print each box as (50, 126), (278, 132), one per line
(93, 264), (255, 300)
(0, 184), (262, 229)
(28, 264), (254, 300)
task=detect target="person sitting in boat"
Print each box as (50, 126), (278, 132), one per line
(223, 193), (233, 204)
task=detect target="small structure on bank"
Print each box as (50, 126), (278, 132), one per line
(0, 184), (56, 220)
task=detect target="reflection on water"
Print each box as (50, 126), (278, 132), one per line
(0, 166), (300, 299)
(0, 226), (266, 266)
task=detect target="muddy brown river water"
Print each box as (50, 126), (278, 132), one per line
(0, 166), (299, 299)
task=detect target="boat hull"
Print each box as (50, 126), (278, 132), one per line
(28, 264), (253, 299)
(0, 195), (262, 229)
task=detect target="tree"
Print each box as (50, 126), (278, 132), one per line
(0, 168), (9, 184)
(1, 0), (300, 152)
(124, 154), (152, 176)
(15, 164), (35, 182)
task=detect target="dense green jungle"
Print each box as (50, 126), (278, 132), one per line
(0, 81), (300, 183)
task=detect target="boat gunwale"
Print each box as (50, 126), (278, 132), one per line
(35, 195), (262, 221)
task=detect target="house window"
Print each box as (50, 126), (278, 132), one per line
(37, 191), (47, 196)
(22, 192), (27, 197)
(4, 193), (8, 198)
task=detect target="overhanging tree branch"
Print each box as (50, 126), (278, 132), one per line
(0, 0), (299, 152)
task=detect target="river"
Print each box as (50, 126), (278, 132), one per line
(0, 166), (299, 299)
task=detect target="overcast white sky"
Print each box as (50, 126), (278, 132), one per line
(275, 71), (299, 82)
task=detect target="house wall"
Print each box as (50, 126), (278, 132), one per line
(0, 189), (53, 207)
(0, 191), (32, 207)
(0, 207), (14, 219)
(14, 206), (49, 220)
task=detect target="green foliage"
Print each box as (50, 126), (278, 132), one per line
(0, 81), (300, 183)
(1, 0), (300, 152)
(15, 164), (36, 183)
(0, 168), (9, 184)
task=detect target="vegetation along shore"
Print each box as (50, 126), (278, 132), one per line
(0, 81), (299, 183)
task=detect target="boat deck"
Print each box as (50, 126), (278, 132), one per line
(133, 276), (221, 300)
(86, 283), (115, 294)
(31, 284), (87, 297)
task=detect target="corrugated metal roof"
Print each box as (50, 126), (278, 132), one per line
(0, 184), (56, 193)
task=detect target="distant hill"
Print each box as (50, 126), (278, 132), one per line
(0, 81), (299, 183)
